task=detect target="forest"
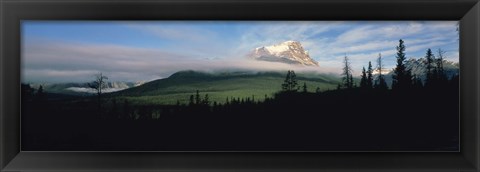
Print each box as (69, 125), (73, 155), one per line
(21, 39), (459, 151)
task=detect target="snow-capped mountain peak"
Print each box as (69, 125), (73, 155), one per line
(250, 41), (319, 66)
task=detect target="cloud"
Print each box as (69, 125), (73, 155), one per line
(235, 21), (346, 55)
(66, 87), (127, 93)
(328, 40), (397, 55)
(334, 21), (440, 45)
(22, 39), (339, 83)
(23, 69), (100, 83)
(22, 21), (459, 83)
(335, 25), (374, 44)
(236, 21), (457, 61)
(22, 40), (191, 82)
(125, 22), (216, 42)
(122, 22), (239, 60)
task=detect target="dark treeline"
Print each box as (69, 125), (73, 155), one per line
(21, 39), (459, 151)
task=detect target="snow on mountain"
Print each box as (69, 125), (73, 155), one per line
(134, 81), (147, 87)
(372, 68), (392, 75)
(65, 81), (131, 94)
(398, 58), (459, 79)
(377, 58), (459, 87)
(249, 41), (319, 66)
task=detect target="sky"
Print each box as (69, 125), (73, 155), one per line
(22, 21), (459, 83)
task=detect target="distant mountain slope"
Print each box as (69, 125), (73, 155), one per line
(110, 70), (341, 105)
(380, 58), (459, 87)
(29, 81), (141, 95)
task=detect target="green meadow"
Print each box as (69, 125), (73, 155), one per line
(108, 71), (341, 105)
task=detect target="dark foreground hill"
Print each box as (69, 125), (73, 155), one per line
(21, 70), (459, 151)
(22, 83), (459, 151)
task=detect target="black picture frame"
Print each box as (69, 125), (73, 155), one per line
(1, 0), (479, 171)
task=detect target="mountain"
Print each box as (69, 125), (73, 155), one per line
(379, 58), (459, 87)
(29, 81), (143, 95)
(249, 41), (319, 66)
(405, 58), (459, 78)
(111, 70), (340, 105)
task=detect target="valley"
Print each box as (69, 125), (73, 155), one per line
(108, 70), (341, 105)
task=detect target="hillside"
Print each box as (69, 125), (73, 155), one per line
(109, 70), (341, 105)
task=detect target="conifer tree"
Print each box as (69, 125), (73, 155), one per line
(281, 70), (299, 92)
(424, 48), (436, 86)
(341, 55), (354, 89)
(391, 39), (413, 90)
(189, 95), (195, 106)
(35, 85), (45, 101)
(202, 94), (210, 105)
(195, 90), (200, 105)
(282, 70), (291, 91)
(37, 85), (44, 95)
(291, 70), (298, 91)
(374, 53), (388, 90)
(360, 67), (368, 88)
(367, 61), (373, 89)
(436, 48), (448, 83)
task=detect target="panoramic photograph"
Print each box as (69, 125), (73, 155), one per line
(21, 21), (459, 151)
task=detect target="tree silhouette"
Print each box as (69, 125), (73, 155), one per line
(202, 94), (210, 105)
(424, 48), (436, 87)
(189, 95), (195, 106)
(88, 73), (108, 116)
(281, 70), (298, 92)
(34, 85), (46, 102)
(367, 61), (373, 89)
(360, 67), (368, 89)
(391, 39), (413, 90)
(436, 48), (448, 83)
(195, 90), (201, 105)
(88, 73), (108, 97)
(374, 53), (388, 90)
(341, 55), (354, 89)
(349, 76), (354, 88)
(282, 71), (290, 91)
(37, 85), (44, 95)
